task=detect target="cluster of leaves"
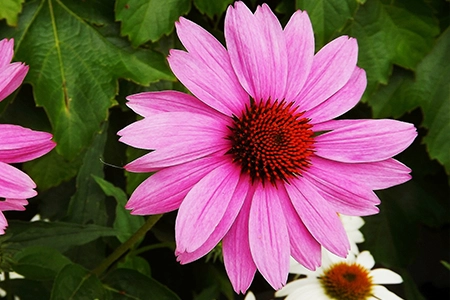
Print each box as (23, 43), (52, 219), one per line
(0, 0), (448, 299)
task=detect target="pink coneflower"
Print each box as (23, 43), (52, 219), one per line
(0, 38), (56, 234)
(118, 1), (417, 293)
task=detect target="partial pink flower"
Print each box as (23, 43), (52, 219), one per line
(0, 38), (56, 234)
(118, 1), (417, 293)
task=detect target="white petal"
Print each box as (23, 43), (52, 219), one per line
(356, 251), (375, 270)
(372, 285), (404, 300)
(370, 268), (403, 284)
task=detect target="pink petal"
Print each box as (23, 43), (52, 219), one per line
(0, 211), (7, 235)
(126, 91), (226, 120)
(0, 198), (28, 211)
(0, 63), (29, 102)
(285, 177), (350, 257)
(0, 124), (55, 163)
(305, 67), (367, 124)
(175, 163), (243, 253)
(170, 18), (248, 116)
(225, 2), (288, 101)
(176, 173), (249, 263)
(126, 156), (227, 215)
(119, 112), (230, 171)
(0, 162), (36, 199)
(249, 183), (289, 290)
(296, 36), (358, 111)
(315, 119), (418, 163)
(278, 184), (321, 270)
(284, 10), (315, 101)
(223, 186), (257, 294)
(311, 156), (411, 190)
(0, 39), (14, 68)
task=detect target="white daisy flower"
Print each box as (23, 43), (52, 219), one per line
(276, 251), (403, 300)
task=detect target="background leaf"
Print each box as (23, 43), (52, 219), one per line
(0, 0), (24, 26)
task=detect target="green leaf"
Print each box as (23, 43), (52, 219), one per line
(92, 175), (145, 243)
(103, 268), (180, 300)
(0, 0), (24, 26)
(13, 246), (72, 281)
(51, 264), (106, 300)
(349, 0), (439, 92)
(67, 123), (107, 225)
(441, 260), (450, 270)
(5, 221), (116, 252)
(194, 0), (233, 18)
(296, 0), (358, 48)
(0, 0), (174, 160)
(0, 279), (50, 300)
(115, 0), (191, 47)
(117, 255), (151, 277)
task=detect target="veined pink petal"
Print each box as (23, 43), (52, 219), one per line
(176, 173), (249, 263)
(175, 163), (242, 253)
(0, 124), (55, 163)
(171, 18), (248, 115)
(0, 39), (14, 68)
(285, 177), (350, 257)
(126, 91), (226, 120)
(0, 162), (36, 199)
(305, 67), (366, 124)
(249, 183), (289, 290)
(284, 10), (314, 101)
(223, 186), (257, 294)
(0, 211), (7, 235)
(311, 156), (411, 190)
(0, 199), (28, 211)
(0, 63), (28, 102)
(126, 156), (227, 215)
(225, 2), (288, 101)
(315, 119), (418, 163)
(296, 36), (358, 110)
(278, 184), (321, 270)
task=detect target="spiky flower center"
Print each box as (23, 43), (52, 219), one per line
(320, 262), (373, 300)
(226, 99), (314, 185)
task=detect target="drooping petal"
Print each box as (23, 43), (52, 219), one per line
(0, 199), (28, 211)
(126, 156), (227, 215)
(0, 162), (36, 199)
(119, 112), (230, 170)
(0, 62), (28, 102)
(310, 156), (411, 190)
(225, 2), (288, 101)
(223, 186), (257, 294)
(370, 269), (403, 285)
(175, 163), (242, 253)
(305, 67), (366, 124)
(176, 173), (249, 264)
(285, 177), (350, 257)
(284, 10), (315, 101)
(279, 184), (321, 270)
(315, 119), (417, 163)
(0, 124), (55, 163)
(371, 285), (404, 300)
(126, 91), (227, 120)
(170, 17), (248, 116)
(0, 39), (14, 68)
(296, 36), (358, 110)
(249, 183), (290, 289)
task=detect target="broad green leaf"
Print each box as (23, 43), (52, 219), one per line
(0, 0), (24, 26)
(51, 264), (105, 300)
(103, 268), (180, 300)
(0, 279), (49, 300)
(349, 0), (439, 92)
(117, 255), (151, 277)
(5, 221), (116, 252)
(93, 175), (145, 243)
(13, 246), (71, 281)
(194, 0), (233, 18)
(67, 123), (107, 225)
(0, 0), (174, 160)
(296, 0), (358, 48)
(23, 150), (81, 191)
(115, 0), (191, 47)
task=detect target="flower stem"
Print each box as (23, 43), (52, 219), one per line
(92, 214), (163, 276)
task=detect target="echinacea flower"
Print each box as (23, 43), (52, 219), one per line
(118, 1), (417, 293)
(276, 251), (403, 300)
(0, 38), (56, 234)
